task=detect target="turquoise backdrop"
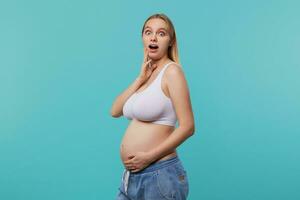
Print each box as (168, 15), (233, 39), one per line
(1, 0), (299, 199)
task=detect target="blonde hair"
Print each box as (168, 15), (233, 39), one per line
(141, 13), (180, 64)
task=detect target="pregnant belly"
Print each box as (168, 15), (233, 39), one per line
(120, 119), (175, 164)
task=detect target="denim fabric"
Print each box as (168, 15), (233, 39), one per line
(115, 156), (189, 200)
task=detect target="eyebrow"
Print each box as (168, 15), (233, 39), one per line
(144, 26), (168, 32)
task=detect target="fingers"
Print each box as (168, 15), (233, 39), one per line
(123, 156), (135, 165)
(125, 164), (135, 170)
(128, 155), (135, 159)
(124, 155), (137, 170)
(143, 47), (148, 63)
(125, 162), (137, 171)
(130, 165), (146, 173)
(124, 159), (133, 165)
(142, 59), (152, 72)
(144, 59), (152, 65)
(126, 164), (140, 172)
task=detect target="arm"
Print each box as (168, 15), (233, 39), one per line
(149, 64), (195, 161)
(110, 77), (144, 118)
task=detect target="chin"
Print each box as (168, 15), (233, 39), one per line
(148, 53), (163, 61)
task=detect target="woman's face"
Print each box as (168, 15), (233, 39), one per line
(142, 18), (171, 60)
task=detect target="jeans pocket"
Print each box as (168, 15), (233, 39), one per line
(173, 163), (189, 198)
(155, 168), (177, 200)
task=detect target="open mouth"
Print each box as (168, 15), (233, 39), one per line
(148, 44), (159, 50)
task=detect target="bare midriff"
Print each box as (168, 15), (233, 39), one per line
(120, 119), (177, 166)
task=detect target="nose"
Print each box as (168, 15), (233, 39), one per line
(150, 33), (157, 42)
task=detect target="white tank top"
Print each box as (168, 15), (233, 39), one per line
(122, 62), (178, 127)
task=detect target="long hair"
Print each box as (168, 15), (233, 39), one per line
(141, 13), (180, 64)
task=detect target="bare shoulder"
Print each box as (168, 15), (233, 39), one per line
(164, 62), (190, 95)
(165, 63), (184, 75)
(164, 63), (187, 84)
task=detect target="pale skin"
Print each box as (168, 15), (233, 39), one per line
(110, 18), (195, 173)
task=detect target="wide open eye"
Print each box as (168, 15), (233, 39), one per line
(158, 31), (166, 37)
(144, 30), (151, 35)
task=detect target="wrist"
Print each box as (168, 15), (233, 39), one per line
(147, 149), (158, 163)
(135, 76), (144, 84)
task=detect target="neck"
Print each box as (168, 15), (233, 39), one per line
(151, 54), (172, 69)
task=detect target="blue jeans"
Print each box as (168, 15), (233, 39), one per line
(115, 155), (189, 200)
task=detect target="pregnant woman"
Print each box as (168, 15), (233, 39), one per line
(110, 13), (195, 200)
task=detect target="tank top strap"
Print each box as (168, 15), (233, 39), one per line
(157, 61), (176, 80)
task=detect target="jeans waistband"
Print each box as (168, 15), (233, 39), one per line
(129, 155), (179, 175)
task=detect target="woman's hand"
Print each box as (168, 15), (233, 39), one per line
(137, 48), (157, 83)
(123, 151), (153, 173)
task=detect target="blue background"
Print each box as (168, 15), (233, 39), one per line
(1, 0), (299, 199)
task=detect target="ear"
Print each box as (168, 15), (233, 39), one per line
(169, 39), (174, 47)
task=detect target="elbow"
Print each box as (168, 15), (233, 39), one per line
(188, 124), (195, 136)
(110, 109), (122, 118)
(111, 112), (118, 118)
(111, 113), (122, 118)
(181, 123), (195, 136)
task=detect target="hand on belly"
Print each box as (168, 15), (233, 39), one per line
(122, 151), (153, 173)
(120, 143), (144, 163)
